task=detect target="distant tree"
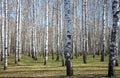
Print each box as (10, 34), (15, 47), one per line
(82, 0), (88, 64)
(101, 0), (106, 62)
(1, 0), (5, 61)
(4, 0), (8, 70)
(31, 0), (36, 60)
(15, 0), (21, 64)
(18, 0), (22, 61)
(51, 0), (55, 60)
(108, 0), (120, 77)
(56, 0), (60, 61)
(44, 0), (49, 65)
(61, 0), (65, 66)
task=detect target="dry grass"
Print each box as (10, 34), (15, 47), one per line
(0, 54), (120, 78)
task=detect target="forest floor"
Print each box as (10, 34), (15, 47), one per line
(0, 54), (120, 78)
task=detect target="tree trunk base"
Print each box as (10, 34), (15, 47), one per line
(52, 54), (54, 60)
(1, 58), (3, 61)
(66, 59), (73, 76)
(18, 59), (21, 62)
(62, 59), (65, 66)
(108, 65), (115, 77)
(83, 54), (87, 64)
(44, 60), (47, 65)
(93, 55), (95, 58)
(4, 66), (7, 70)
(56, 55), (59, 61)
(115, 61), (118, 66)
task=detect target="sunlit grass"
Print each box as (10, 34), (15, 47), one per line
(0, 54), (120, 78)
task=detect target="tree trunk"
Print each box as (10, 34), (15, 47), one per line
(56, 0), (60, 61)
(83, 0), (88, 64)
(101, 0), (106, 62)
(65, 0), (73, 76)
(51, 1), (55, 60)
(1, 0), (5, 61)
(31, 0), (36, 60)
(108, 0), (120, 77)
(34, 0), (38, 61)
(18, 0), (22, 61)
(44, 0), (49, 65)
(15, 0), (20, 64)
(4, 0), (8, 70)
(61, 0), (65, 66)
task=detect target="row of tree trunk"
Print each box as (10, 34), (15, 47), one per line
(0, 0), (120, 77)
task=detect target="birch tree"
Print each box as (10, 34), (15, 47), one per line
(72, 0), (77, 58)
(31, 0), (36, 60)
(1, 0), (4, 61)
(56, 0), (60, 61)
(15, 0), (20, 64)
(44, 0), (49, 65)
(65, 0), (73, 76)
(34, 0), (38, 60)
(108, 0), (120, 76)
(51, 0), (55, 60)
(7, 0), (12, 56)
(61, 0), (65, 66)
(101, 0), (106, 62)
(18, 0), (22, 61)
(83, 0), (88, 64)
(4, 0), (8, 70)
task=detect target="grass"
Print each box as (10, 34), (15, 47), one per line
(0, 54), (120, 78)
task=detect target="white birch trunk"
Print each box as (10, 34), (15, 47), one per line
(34, 1), (38, 61)
(101, 0), (106, 62)
(15, 0), (19, 64)
(32, 0), (36, 60)
(44, 0), (49, 65)
(56, 0), (60, 61)
(108, 0), (120, 76)
(61, 0), (65, 66)
(73, 0), (77, 58)
(1, 0), (5, 61)
(8, 22), (11, 56)
(18, 0), (22, 61)
(52, 1), (54, 60)
(7, 9), (11, 56)
(65, 0), (73, 76)
(4, 0), (8, 70)
(83, 0), (87, 64)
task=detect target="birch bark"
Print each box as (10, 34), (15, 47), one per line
(65, 0), (73, 76)
(108, 0), (120, 76)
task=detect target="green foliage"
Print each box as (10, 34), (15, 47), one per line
(0, 55), (120, 78)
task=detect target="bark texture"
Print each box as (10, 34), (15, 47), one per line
(65, 0), (73, 76)
(108, 0), (120, 77)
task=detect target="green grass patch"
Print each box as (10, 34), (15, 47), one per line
(0, 54), (120, 78)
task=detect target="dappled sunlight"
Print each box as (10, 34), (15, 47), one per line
(0, 55), (120, 77)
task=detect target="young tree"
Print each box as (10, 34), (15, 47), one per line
(4, 0), (8, 70)
(65, 0), (73, 76)
(83, 0), (88, 64)
(72, 0), (77, 58)
(56, 0), (60, 61)
(1, 0), (5, 61)
(101, 0), (106, 62)
(61, 0), (65, 66)
(15, 0), (20, 64)
(33, 0), (38, 61)
(51, 0), (55, 60)
(18, 0), (22, 61)
(31, 0), (36, 60)
(44, 0), (49, 65)
(108, 0), (120, 77)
